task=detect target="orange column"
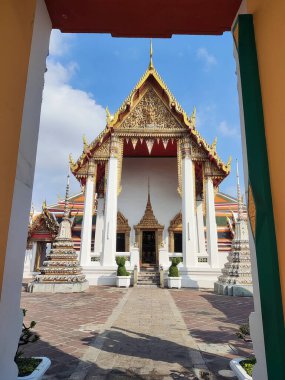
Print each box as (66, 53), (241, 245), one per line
(0, 0), (37, 294)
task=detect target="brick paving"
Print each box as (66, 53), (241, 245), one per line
(20, 286), (254, 380)
(170, 289), (254, 378)
(20, 286), (127, 379)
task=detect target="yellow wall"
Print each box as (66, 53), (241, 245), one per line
(248, 0), (285, 315)
(0, 1), (37, 294)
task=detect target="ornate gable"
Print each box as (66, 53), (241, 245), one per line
(168, 212), (182, 231)
(28, 207), (59, 242)
(135, 194), (164, 230)
(118, 87), (183, 131)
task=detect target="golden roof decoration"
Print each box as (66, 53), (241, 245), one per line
(28, 206), (59, 241)
(135, 184), (164, 230)
(83, 135), (88, 152)
(70, 49), (231, 177)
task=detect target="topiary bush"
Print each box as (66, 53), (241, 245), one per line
(168, 257), (182, 277)
(116, 256), (130, 276)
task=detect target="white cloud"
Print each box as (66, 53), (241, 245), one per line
(49, 29), (74, 56)
(32, 54), (106, 209)
(196, 103), (217, 131)
(218, 120), (238, 137)
(196, 48), (217, 71)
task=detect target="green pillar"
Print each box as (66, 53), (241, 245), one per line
(237, 14), (285, 379)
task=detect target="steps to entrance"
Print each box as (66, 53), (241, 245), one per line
(137, 265), (160, 287)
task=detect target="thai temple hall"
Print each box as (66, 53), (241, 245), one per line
(24, 49), (243, 288)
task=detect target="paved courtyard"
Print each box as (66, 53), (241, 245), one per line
(20, 286), (253, 379)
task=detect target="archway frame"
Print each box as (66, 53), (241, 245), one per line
(1, 1), (284, 379)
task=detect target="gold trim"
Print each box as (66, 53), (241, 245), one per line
(117, 211), (131, 252)
(168, 212), (182, 253)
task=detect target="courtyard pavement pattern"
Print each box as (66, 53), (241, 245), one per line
(21, 286), (253, 379)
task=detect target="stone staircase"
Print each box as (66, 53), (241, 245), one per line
(137, 265), (160, 287)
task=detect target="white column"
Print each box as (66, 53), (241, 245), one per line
(94, 196), (104, 255)
(101, 136), (119, 267)
(0, 2), (51, 379)
(80, 161), (96, 266)
(196, 200), (206, 254)
(181, 139), (197, 268)
(205, 176), (219, 268)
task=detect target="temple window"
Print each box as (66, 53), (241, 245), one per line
(116, 233), (126, 252)
(174, 232), (182, 253)
(117, 211), (131, 252)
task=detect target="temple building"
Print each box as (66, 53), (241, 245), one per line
(25, 49), (239, 288)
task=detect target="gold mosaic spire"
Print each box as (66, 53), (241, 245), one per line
(63, 171), (70, 219)
(149, 39), (154, 70)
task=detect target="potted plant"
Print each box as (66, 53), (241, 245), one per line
(167, 257), (182, 289)
(15, 309), (51, 379)
(230, 322), (255, 380)
(116, 256), (131, 288)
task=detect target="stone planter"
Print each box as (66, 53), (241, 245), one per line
(116, 276), (131, 288)
(168, 277), (182, 289)
(230, 358), (253, 380)
(17, 357), (51, 380)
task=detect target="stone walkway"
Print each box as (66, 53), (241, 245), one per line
(21, 286), (254, 380)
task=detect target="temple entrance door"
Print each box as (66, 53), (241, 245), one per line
(142, 231), (156, 265)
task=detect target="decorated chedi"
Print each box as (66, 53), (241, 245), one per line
(214, 161), (253, 297)
(29, 173), (89, 293)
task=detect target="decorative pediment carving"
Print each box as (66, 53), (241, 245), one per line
(119, 87), (183, 131)
(93, 140), (110, 160)
(28, 208), (59, 241)
(134, 194), (164, 231)
(117, 211), (131, 232)
(204, 161), (224, 177)
(191, 142), (209, 161)
(168, 212), (182, 232)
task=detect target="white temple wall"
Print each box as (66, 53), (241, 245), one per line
(118, 157), (181, 251)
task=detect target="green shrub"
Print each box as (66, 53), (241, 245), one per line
(17, 358), (41, 377)
(15, 309), (41, 377)
(236, 322), (250, 339)
(240, 357), (256, 376)
(116, 256), (130, 276)
(15, 309), (40, 361)
(168, 257), (182, 277)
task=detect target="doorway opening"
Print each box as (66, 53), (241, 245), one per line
(142, 231), (156, 265)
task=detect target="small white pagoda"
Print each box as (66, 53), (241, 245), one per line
(214, 161), (253, 296)
(28, 175), (89, 293)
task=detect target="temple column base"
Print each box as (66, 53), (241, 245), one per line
(214, 282), (253, 297)
(28, 281), (89, 293)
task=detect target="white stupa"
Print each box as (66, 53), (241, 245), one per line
(29, 173), (89, 293)
(214, 161), (253, 297)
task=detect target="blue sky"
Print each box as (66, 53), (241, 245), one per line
(32, 31), (244, 209)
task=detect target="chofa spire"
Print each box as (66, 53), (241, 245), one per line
(149, 39), (154, 70)
(236, 159), (244, 220)
(63, 171), (70, 219)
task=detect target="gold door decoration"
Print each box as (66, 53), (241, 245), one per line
(117, 211), (131, 252)
(168, 212), (182, 252)
(134, 194), (164, 263)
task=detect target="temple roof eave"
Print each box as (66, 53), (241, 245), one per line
(70, 65), (231, 180)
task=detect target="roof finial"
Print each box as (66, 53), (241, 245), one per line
(149, 39), (154, 70)
(63, 168), (70, 219)
(236, 159), (243, 220)
(148, 176), (150, 202)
